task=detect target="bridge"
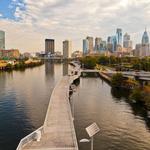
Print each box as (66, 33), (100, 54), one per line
(17, 63), (80, 150)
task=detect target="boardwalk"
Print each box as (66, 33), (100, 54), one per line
(17, 73), (79, 150)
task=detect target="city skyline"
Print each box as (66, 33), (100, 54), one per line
(0, 0), (150, 52)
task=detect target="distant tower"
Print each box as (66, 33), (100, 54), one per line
(107, 36), (117, 52)
(142, 28), (149, 45)
(141, 29), (150, 57)
(95, 37), (102, 51)
(86, 36), (93, 53)
(116, 28), (122, 46)
(0, 30), (5, 50)
(83, 39), (89, 55)
(45, 39), (55, 54)
(123, 33), (132, 49)
(63, 40), (72, 59)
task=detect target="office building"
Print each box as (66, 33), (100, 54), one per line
(45, 39), (55, 54)
(83, 39), (89, 55)
(107, 36), (117, 52)
(116, 28), (122, 46)
(63, 40), (72, 58)
(95, 37), (102, 51)
(100, 41), (107, 51)
(142, 29), (149, 45)
(123, 33), (132, 52)
(0, 30), (5, 50)
(87, 36), (93, 53)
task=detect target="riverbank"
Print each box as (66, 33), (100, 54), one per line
(0, 59), (44, 71)
(98, 70), (150, 110)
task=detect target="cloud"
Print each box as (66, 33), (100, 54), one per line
(0, 13), (3, 17)
(0, 0), (150, 52)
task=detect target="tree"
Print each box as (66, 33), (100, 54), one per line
(111, 73), (125, 87)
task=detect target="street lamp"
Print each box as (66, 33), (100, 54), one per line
(80, 122), (100, 150)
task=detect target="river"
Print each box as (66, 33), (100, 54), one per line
(0, 63), (150, 150)
(0, 62), (70, 150)
(73, 75), (150, 150)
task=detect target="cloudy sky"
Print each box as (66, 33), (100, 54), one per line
(0, 0), (150, 53)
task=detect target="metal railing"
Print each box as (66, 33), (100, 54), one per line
(16, 126), (44, 150)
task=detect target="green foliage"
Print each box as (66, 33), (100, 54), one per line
(130, 86), (150, 110)
(130, 88), (143, 102)
(111, 73), (125, 87)
(98, 56), (109, 65)
(81, 56), (97, 69)
(6, 64), (13, 70)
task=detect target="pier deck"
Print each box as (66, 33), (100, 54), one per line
(19, 75), (79, 150)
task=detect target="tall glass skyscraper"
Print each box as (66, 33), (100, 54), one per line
(111, 36), (117, 52)
(107, 36), (117, 52)
(0, 30), (5, 50)
(83, 39), (89, 55)
(142, 29), (149, 45)
(116, 28), (122, 46)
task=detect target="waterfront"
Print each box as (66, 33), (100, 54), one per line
(0, 63), (150, 150)
(73, 76), (150, 150)
(0, 63), (69, 150)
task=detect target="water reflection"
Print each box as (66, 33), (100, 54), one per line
(63, 63), (69, 76)
(111, 87), (150, 131)
(0, 63), (66, 150)
(74, 77), (150, 150)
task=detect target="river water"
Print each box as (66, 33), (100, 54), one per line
(0, 63), (150, 150)
(73, 75), (150, 150)
(0, 62), (70, 150)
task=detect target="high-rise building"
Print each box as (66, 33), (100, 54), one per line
(0, 30), (5, 50)
(141, 29), (150, 56)
(111, 36), (117, 52)
(116, 28), (122, 46)
(45, 39), (55, 54)
(83, 39), (89, 55)
(63, 40), (72, 58)
(95, 37), (102, 51)
(100, 41), (107, 51)
(123, 33), (132, 52)
(142, 29), (149, 45)
(134, 29), (150, 57)
(86, 36), (93, 53)
(107, 36), (117, 52)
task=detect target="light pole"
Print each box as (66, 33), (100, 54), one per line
(80, 122), (100, 150)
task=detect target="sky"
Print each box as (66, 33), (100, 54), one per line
(0, 0), (150, 53)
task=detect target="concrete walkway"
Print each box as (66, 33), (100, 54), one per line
(21, 76), (79, 150)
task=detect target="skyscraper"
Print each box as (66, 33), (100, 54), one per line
(107, 36), (117, 52)
(83, 39), (89, 55)
(45, 39), (55, 54)
(0, 30), (5, 50)
(63, 40), (72, 58)
(141, 29), (150, 56)
(95, 37), (102, 51)
(86, 36), (93, 53)
(116, 28), (122, 46)
(100, 41), (107, 51)
(111, 36), (117, 52)
(123, 33), (132, 49)
(142, 29), (149, 45)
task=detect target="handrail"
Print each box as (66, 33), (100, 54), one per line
(16, 126), (44, 150)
